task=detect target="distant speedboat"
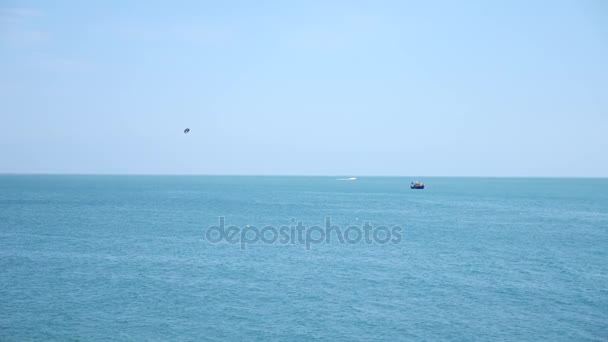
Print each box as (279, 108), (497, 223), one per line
(410, 181), (424, 189)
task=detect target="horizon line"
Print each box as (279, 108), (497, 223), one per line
(0, 172), (607, 179)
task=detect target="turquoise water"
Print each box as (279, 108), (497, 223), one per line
(1, 175), (607, 341)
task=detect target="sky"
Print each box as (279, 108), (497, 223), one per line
(1, 0), (607, 176)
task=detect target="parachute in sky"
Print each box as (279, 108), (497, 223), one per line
(184, 128), (190, 134)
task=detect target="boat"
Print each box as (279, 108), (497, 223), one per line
(410, 181), (425, 189)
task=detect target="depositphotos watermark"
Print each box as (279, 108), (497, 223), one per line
(205, 217), (402, 250)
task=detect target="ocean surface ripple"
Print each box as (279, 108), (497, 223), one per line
(1, 176), (607, 341)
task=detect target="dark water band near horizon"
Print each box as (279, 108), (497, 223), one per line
(1, 175), (607, 341)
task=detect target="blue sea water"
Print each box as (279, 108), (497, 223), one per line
(0, 175), (607, 341)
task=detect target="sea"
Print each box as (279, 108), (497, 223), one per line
(1, 175), (607, 341)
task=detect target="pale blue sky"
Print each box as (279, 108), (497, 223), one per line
(1, 0), (607, 176)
